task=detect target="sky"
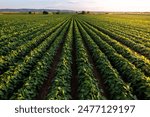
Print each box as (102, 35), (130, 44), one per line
(0, 0), (150, 12)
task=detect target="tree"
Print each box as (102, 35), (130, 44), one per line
(81, 11), (86, 14)
(28, 11), (32, 14)
(43, 11), (49, 15)
(56, 11), (60, 14)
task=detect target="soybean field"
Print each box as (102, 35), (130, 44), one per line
(0, 14), (150, 100)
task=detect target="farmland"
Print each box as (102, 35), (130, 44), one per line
(0, 14), (150, 100)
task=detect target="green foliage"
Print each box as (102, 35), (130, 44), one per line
(0, 14), (150, 100)
(0, 18), (70, 99)
(78, 19), (150, 99)
(46, 20), (73, 100)
(76, 20), (135, 100)
(43, 11), (49, 15)
(74, 21), (104, 100)
(10, 21), (70, 100)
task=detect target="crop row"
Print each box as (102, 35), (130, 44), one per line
(76, 19), (135, 100)
(0, 15), (150, 100)
(46, 20), (73, 100)
(0, 19), (70, 99)
(93, 22), (150, 48)
(77, 19), (150, 99)
(78, 15), (150, 39)
(81, 20), (150, 77)
(0, 15), (69, 42)
(81, 19), (150, 60)
(74, 20), (104, 99)
(10, 20), (71, 100)
(0, 19), (69, 74)
(0, 24), (53, 56)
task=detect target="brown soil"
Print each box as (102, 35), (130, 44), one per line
(36, 41), (64, 100)
(71, 24), (78, 100)
(36, 22), (70, 100)
(79, 21), (109, 99)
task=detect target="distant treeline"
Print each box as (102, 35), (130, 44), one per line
(28, 11), (60, 15)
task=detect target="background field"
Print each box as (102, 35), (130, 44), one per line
(0, 13), (150, 100)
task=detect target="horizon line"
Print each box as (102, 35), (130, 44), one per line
(0, 8), (150, 12)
